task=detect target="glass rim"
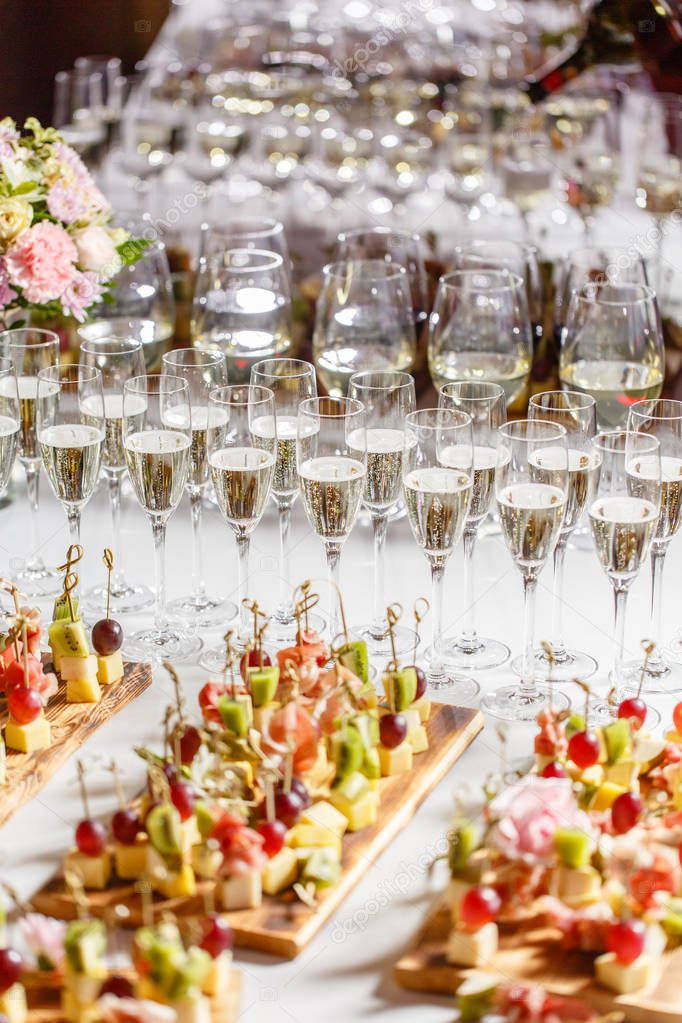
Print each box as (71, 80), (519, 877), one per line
(498, 418), (567, 442)
(162, 347), (226, 369)
(576, 282), (657, 307)
(348, 369), (415, 393)
(0, 356), (15, 374)
(80, 336), (144, 356)
(455, 239), (538, 259)
(124, 372), (189, 396)
(529, 389), (596, 412)
(321, 259), (409, 283)
(0, 327), (60, 349)
(405, 407), (472, 431)
(439, 380), (505, 404)
(208, 247), (284, 272)
(77, 317), (156, 337)
(38, 364), (101, 385)
(567, 244), (647, 264)
(337, 226), (421, 246)
(298, 395), (364, 419)
(251, 358), (315, 381)
(209, 383), (275, 408)
(438, 268), (525, 293)
(592, 428), (661, 454)
(628, 398), (682, 422)
(201, 216), (285, 240)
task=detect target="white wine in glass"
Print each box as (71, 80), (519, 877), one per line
(0, 358), (20, 498)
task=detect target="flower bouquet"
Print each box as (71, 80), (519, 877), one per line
(0, 117), (147, 327)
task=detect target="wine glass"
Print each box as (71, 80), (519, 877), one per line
(313, 260), (416, 397)
(191, 248), (293, 384)
(510, 390), (600, 681)
(200, 385), (276, 669)
(347, 370), (417, 656)
(161, 348), (235, 629)
(482, 420), (570, 721)
(428, 270), (532, 410)
(0, 358), (19, 498)
(79, 336), (153, 615)
(403, 408), (477, 699)
(0, 328), (61, 596)
(250, 358), (322, 643)
(436, 381), (510, 670)
(122, 375), (202, 663)
(554, 246), (651, 344)
(589, 430), (661, 723)
(198, 217), (290, 272)
(624, 400), (682, 692)
(297, 397), (367, 639)
(560, 282), (664, 429)
(36, 365), (105, 546)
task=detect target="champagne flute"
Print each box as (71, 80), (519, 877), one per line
(297, 397), (367, 639)
(482, 420), (570, 721)
(123, 375), (202, 663)
(250, 358), (323, 643)
(0, 358), (20, 498)
(428, 270), (532, 410)
(0, 328), (61, 596)
(200, 385), (276, 669)
(161, 348), (235, 629)
(36, 365), (105, 545)
(588, 430), (661, 723)
(79, 316), (172, 379)
(560, 283), (664, 429)
(79, 336), (153, 614)
(436, 381), (510, 670)
(403, 408), (478, 699)
(313, 260), (416, 397)
(348, 370), (417, 656)
(624, 400), (682, 692)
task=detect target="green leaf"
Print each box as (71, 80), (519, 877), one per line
(10, 181), (38, 196)
(116, 238), (151, 267)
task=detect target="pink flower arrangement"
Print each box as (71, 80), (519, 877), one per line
(19, 912), (68, 972)
(487, 776), (595, 864)
(5, 222), (78, 305)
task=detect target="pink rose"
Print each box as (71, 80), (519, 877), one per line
(0, 256), (17, 306)
(61, 269), (102, 322)
(488, 777), (595, 864)
(73, 225), (121, 278)
(5, 221), (77, 304)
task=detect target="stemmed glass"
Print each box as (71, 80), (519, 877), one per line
(0, 328), (61, 596)
(482, 420), (570, 721)
(198, 218), (290, 273)
(554, 247), (651, 344)
(161, 348), (235, 629)
(122, 375), (202, 663)
(428, 270), (532, 410)
(297, 397), (367, 639)
(403, 408), (478, 699)
(0, 358), (19, 499)
(313, 261), (416, 396)
(250, 358), (322, 643)
(624, 400), (682, 692)
(560, 283), (664, 429)
(437, 381), (510, 670)
(79, 337), (153, 615)
(348, 371), (417, 656)
(588, 430), (661, 722)
(200, 386), (276, 667)
(36, 365), (105, 545)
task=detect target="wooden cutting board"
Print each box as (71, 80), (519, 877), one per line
(1, 660), (152, 829)
(32, 703), (483, 959)
(394, 900), (682, 1023)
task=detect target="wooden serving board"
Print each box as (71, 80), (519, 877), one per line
(32, 703), (483, 959)
(394, 900), (682, 1023)
(0, 660), (152, 829)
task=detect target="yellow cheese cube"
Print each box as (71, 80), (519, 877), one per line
(604, 761), (640, 789)
(345, 790), (379, 831)
(219, 871), (262, 911)
(5, 714), (51, 753)
(114, 836), (149, 880)
(286, 823), (342, 855)
(550, 864), (601, 907)
(51, 647), (62, 673)
(63, 848), (112, 890)
(154, 862), (196, 900)
(412, 696), (431, 723)
(407, 724), (429, 754)
(447, 877), (474, 923)
(170, 995), (212, 1023)
(378, 740), (413, 776)
(401, 708), (421, 733)
(303, 742), (332, 790)
(0, 984), (27, 1023)
(665, 730), (682, 744)
(590, 781), (627, 812)
(446, 922), (498, 967)
(252, 702), (279, 734)
(227, 760), (254, 787)
(60, 654), (98, 683)
(300, 800), (348, 838)
(262, 847), (299, 895)
(595, 952), (655, 994)
(64, 970), (105, 1004)
(66, 675), (102, 704)
(191, 842), (223, 879)
(96, 651), (124, 685)
(181, 816), (201, 854)
(202, 951), (233, 997)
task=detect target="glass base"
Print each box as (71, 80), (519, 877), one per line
(511, 647), (598, 682)
(587, 695), (661, 731)
(436, 636), (510, 671)
(83, 580), (155, 617)
(567, 523), (593, 552)
(124, 626), (203, 665)
(200, 640), (246, 675)
(15, 560), (62, 598)
(267, 609), (326, 646)
(481, 683), (570, 722)
(621, 653), (682, 695)
(427, 670), (480, 705)
(351, 622), (417, 658)
(167, 593), (238, 631)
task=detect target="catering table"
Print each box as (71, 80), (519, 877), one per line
(2, 464), (679, 1022)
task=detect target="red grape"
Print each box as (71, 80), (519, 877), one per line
(161, 761), (179, 786)
(679, 845), (682, 868)
(606, 919), (645, 965)
(257, 819), (287, 857)
(8, 685), (43, 725)
(240, 648), (272, 682)
(112, 808), (142, 846)
(170, 781), (196, 822)
(91, 618), (123, 656)
(611, 791), (643, 834)
(0, 949), (23, 994)
(75, 819), (107, 857)
(674, 702), (682, 735)
(618, 698), (647, 731)
(541, 761), (567, 779)
(287, 777), (311, 810)
(567, 730), (600, 770)
(273, 789), (303, 828)
(179, 725), (202, 764)
(4, 655), (42, 692)
(99, 975), (135, 999)
(459, 886), (502, 931)
(199, 913), (234, 959)
(379, 713), (408, 749)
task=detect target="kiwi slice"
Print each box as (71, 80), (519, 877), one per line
(361, 746), (381, 780)
(167, 946), (211, 1001)
(249, 665), (279, 707)
(337, 640), (369, 684)
(64, 919), (106, 974)
(218, 696), (249, 737)
(603, 718), (631, 764)
(330, 724), (364, 781)
(53, 594), (80, 621)
(382, 667), (417, 712)
(447, 817), (478, 873)
(195, 801), (215, 839)
(301, 848), (341, 890)
(48, 619), (89, 658)
(146, 804), (183, 857)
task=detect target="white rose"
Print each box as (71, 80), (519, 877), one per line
(73, 225), (121, 279)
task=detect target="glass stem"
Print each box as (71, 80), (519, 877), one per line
(151, 518), (168, 632)
(612, 583), (629, 688)
(370, 513), (388, 634)
(648, 545), (667, 671)
(458, 526), (479, 652)
(326, 541), (342, 640)
(550, 535), (568, 660)
(428, 558), (446, 683)
(519, 573), (538, 699)
(277, 502), (293, 618)
(67, 508), (81, 546)
(108, 472), (126, 591)
(236, 532), (250, 639)
(189, 489), (206, 601)
(24, 462), (43, 570)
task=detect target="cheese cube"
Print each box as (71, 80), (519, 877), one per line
(595, 952), (655, 994)
(66, 675), (102, 704)
(114, 836), (149, 880)
(590, 782), (627, 812)
(60, 654), (98, 682)
(153, 861), (196, 900)
(286, 823), (342, 855)
(227, 760), (254, 787)
(0, 984), (27, 1023)
(64, 971), (105, 1004)
(171, 995), (212, 1023)
(261, 847), (298, 895)
(51, 647), (62, 673)
(335, 789), (379, 832)
(412, 697), (431, 723)
(96, 651), (124, 685)
(5, 714), (51, 753)
(401, 708), (421, 733)
(446, 922), (498, 967)
(191, 842), (223, 879)
(181, 816), (201, 854)
(252, 702), (279, 734)
(378, 740), (413, 776)
(300, 800), (348, 838)
(604, 760), (640, 789)
(447, 877), (474, 923)
(63, 848), (111, 890)
(665, 730), (682, 744)
(202, 951), (233, 997)
(407, 724), (429, 754)
(219, 871), (262, 911)
(550, 864), (601, 907)
(303, 743), (332, 790)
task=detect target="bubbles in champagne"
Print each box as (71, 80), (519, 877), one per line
(403, 466), (471, 557)
(125, 429), (191, 514)
(497, 482), (565, 571)
(39, 423), (104, 506)
(298, 455), (366, 539)
(589, 495), (658, 579)
(209, 446), (275, 531)
(348, 426), (404, 512)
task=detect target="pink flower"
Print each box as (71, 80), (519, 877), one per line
(488, 777), (595, 864)
(47, 178), (86, 225)
(0, 119), (19, 161)
(0, 256), (17, 306)
(52, 141), (110, 218)
(19, 913), (67, 972)
(5, 221), (77, 304)
(60, 269), (102, 322)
